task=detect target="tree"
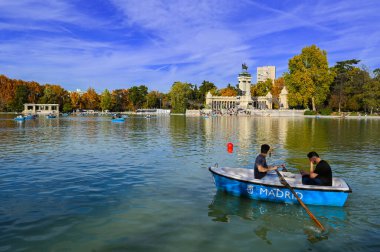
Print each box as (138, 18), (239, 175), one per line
(10, 85), (29, 112)
(198, 80), (217, 103)
(62, 102), (72, 113)
(0, 75), (15, 111)
(363, 77), (380, 114)
(284, 45), (335, 110)
(219, 86), (238, 96)
(81, 87), (100, 110)
(330, 59), (360, 112)
(251, 79), (273, 96)
(144, 90), (165, 109)
(169, 82), (193, 113)
(374, 68), (380, 80)
(272, 77), (285, 98)
(111, 89), (129, 112)
(128, 85), (148, 110)
(100, 89), (112, 111)
(70, 92), (81, 110)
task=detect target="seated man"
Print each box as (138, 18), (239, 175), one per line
(254, 144), (282, 179)
(301, 151), (332, 186)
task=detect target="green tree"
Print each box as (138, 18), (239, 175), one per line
(284, 45), (335, 110)
(251, 79), (273, 96)
(100, 89), (112, 111)
(145, 91), (162, 108)
(11, 85), (29, 112)
(128, 85), (148, 110)
(364, 68), (380, 114)
(329, 59), (360, 112)
(62, 102), (72, 113)
(198, 80), (217, 104)
(169, 82), (193, 113)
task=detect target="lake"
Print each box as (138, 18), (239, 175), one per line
(0, 114), (379, 252)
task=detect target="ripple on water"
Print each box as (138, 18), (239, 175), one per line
(0, 116), (379, 251)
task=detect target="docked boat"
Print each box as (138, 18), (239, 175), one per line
(209, 166), (352, 207)
(46, 114), (57, 119)
(24, 114), (37, 120)
(111, 117), (125, 122)
(14, 115), (25, 121)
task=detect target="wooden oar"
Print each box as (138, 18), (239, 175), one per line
(275, 169), (326, 232)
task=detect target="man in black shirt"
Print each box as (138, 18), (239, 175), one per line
(254, 144), (284, 179)
(301, 151), (332, 186)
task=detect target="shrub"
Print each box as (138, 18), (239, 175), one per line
(319, 107), (332, 115)
(304, 110), (317, 115)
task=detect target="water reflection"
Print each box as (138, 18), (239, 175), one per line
(208, 191), (348, 243)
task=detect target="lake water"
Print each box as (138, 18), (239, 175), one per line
(0, 114), (379, 252)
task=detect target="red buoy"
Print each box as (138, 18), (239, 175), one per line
(227, 142), (234, 153)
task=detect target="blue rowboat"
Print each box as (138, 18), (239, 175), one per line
(46, 114), (57, 119)
(24, 114), (37, 120)
(209, 167), (352, 207)
(14, 115), (25, 121)
(112, 117), (125, 122)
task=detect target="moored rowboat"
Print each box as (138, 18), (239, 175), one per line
(14, 115), (25, 121)
(209, 167), (352, 207)
(111, 117), (125, 122)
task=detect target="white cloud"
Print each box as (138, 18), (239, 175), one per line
(0, 0), (379, 91)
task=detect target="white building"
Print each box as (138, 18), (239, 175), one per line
(205, 64), (286, 111)
(257, 66), (276, 83)
(23, 104), (59, 115)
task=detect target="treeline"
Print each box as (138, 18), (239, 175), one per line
(0, 75), (230, 113)
(284, 45), (380, 114)
(1, 44), (379, 114)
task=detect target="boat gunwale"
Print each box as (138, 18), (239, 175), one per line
(209, 167), (352, 193)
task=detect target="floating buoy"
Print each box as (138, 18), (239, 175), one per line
(227, 142), (234, 153)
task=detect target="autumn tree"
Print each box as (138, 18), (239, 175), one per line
(0, 75), (13, 111)
(38, 84), (68, 111)
(219, 85), (238, 96)
(70, 92), (81, 110)
(81, 87), (100, 110)
(284, 45), (335, 110)
(111, 89), (129, 112)
(272, 77), (285, 98)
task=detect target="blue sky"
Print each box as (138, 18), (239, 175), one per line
(1, 0), (379, 92)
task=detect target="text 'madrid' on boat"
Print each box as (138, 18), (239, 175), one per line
(209, 166), (352, 207)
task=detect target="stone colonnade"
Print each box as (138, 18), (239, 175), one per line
(211, 101), (237, 110)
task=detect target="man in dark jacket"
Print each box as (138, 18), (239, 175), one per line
(301, 151), (332, 186)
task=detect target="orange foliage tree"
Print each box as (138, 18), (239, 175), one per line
(219, 87), (238, 96)
(81, 87), (100, 110)
(272, 77), (285, 99)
